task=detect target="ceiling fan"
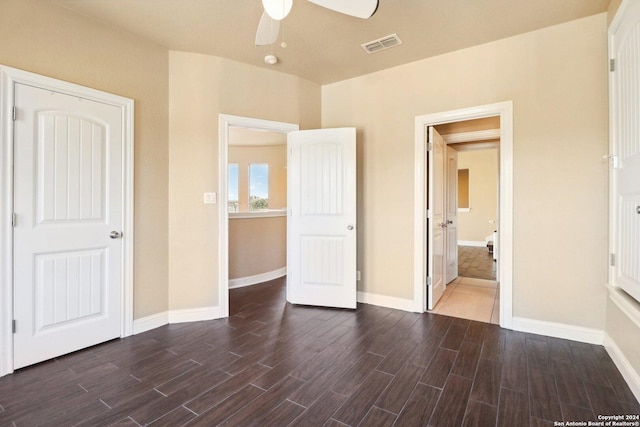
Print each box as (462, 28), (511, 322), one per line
(255, 0), (379, 46)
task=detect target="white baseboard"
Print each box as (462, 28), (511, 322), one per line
(229, 267), (286, 289)
(511, 316), (604, 345)
(357, 291), (418, 312)
(604, 333), (640, 402)
(132, 306), (223, 334)
(132, 311), (169, 335)
(169, 306), (223, 324)
(458, 240), (486, 247)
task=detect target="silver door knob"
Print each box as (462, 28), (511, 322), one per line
(110, 231), (123, 239)
(347, 225), (354, 230)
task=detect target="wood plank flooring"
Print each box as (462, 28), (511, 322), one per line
(0, 278), (638, 426)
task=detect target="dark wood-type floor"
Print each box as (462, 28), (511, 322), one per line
(458, 246), (496, 281)
(1, 278), (638, 426)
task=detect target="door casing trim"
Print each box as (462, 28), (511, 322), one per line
(414, 101), (513, 329)
(0, 65), (135, 376)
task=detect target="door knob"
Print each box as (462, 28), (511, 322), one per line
(347, 225), (354, 230)
(110, 231), (123, 239)
(447, 220), (453, 224)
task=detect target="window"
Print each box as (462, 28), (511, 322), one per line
(249, 164), (269, 211)
(228, 164), (239, 212)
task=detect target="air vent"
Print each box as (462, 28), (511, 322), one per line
(361, 33), (403, 54)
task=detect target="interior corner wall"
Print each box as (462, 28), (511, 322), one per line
(321, 14), (609, 330)
(0, 0), (170, 320)
(168, 51), (321, 311)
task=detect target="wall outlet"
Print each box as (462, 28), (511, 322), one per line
(203, 192), (217, 204)
(356, 271), (361, 281)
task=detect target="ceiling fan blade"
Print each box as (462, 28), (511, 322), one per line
(306, 0), (379, 19)
(255, 10), (280, 46)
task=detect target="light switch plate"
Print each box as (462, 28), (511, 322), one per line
(203, 192), (217, 204)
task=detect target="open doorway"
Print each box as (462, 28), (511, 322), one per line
(432, 118), (500, 324)
(227, 127), (288, 315)
(414, 101), (513, 329)
(217, 115), (298, 318)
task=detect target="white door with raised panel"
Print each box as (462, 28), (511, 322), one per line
(445, 146), (458, 284)
(13, 83), (124, 369)
(287, 128), (357, 309)
(427, 126), (446, 310)
(610, 0), (640, 302)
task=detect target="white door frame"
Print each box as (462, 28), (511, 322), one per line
(414, 101), (513, 329)
(0, 65), (135, 376)
(217, 114), (299, 318)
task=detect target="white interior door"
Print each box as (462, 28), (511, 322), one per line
(446, 146), (458, 284)
(610, 0), (640, 302)
(13, 83), (124, 369)
(427, 126), (446, 310)
(287, 128), (357, 309)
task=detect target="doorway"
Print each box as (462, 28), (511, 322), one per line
(414, 101), (513, 329)
(434, 120), (500, 323)
(217, 115), (298, 318)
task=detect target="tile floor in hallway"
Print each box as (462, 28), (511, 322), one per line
(458, 245), (496, 281)
(431, 277), (500, 325)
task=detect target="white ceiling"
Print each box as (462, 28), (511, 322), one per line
(53, 0), (610, 85)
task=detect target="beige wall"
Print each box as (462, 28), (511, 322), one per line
(457, 150), (499, 243)
(168, 51), (320, 311)
(228, 145), (287, 212)
(229, 217), (286, 280)
(0, 0), (169, 319)
(322, 14), (609, 329)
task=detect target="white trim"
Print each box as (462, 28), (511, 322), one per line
(0, 65), (134, 377)
(414, 101), (513, 328)
(458, 240), (486, 247)
(357, 291), (416, 312)
(132, 306), (225, 334)
(457, 208), (471, 213)
(607, 284), (640, 329)
(443, 129), (500, 144)
(133, 311), (169, 335)
(229, 210), (287, 219)
(218, 115), (299, 320)
(169, 306), (223, 324)
(229, 267), (287, 289)
(604, 333), (640, 402)
(511, 317), (604, 345)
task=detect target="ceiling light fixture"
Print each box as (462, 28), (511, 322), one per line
(264, 54), (278, 65)
(262, 0), (293, 20)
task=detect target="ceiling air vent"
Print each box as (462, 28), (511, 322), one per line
(361, 33), (403, 54)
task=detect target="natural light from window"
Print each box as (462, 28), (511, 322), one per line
(249, 164), (269, 211)
(228, 164), (239, 212)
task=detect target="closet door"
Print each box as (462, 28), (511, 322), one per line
(609, 0), (640, 302)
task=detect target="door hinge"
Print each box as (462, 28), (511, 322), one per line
(426, 142), (433, 151)
(12, 320), (16, 334)
(611, 155), (620, 169)
(427, 277), (432, 286)
(610, 253), (616, 267)
(11, 213), (16, 227)
(12, 106), (16, 121)
(610, 58), (615, 72)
